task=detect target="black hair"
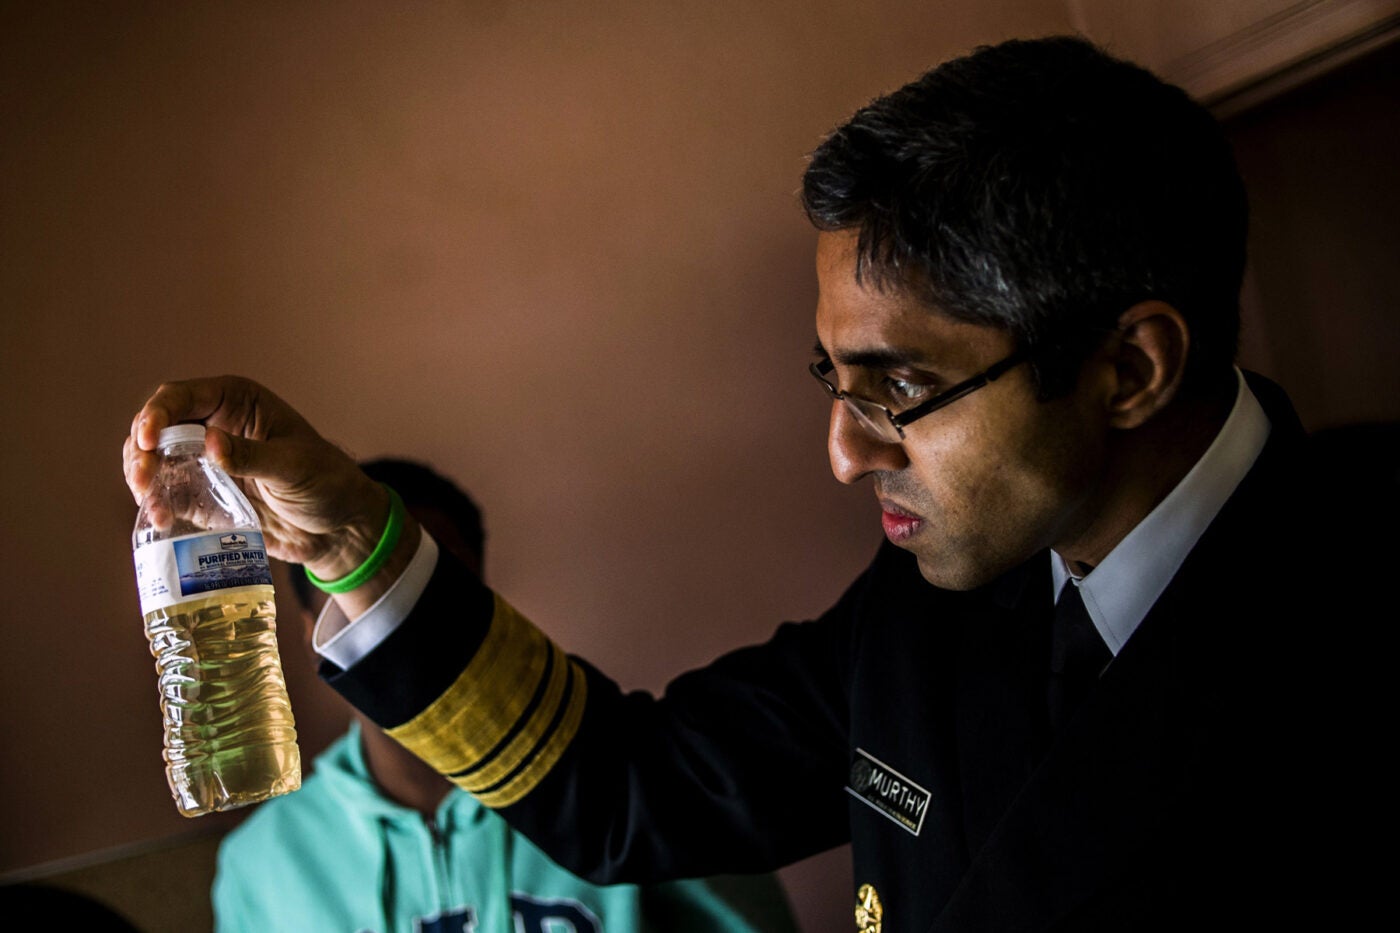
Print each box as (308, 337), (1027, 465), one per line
(802, 35), (1247, 397)
(287, 458), (484, 610)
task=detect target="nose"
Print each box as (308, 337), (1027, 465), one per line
(828, 401), (908, 484)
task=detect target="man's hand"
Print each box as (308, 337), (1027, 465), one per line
(123, 375), (393, 584)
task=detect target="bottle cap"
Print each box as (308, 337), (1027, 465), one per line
(157, 423), (207, 449)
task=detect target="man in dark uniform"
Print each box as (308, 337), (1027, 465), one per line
(125, 36), (1375, 932)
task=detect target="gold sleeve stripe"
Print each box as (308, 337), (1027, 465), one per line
(469, 660), (587, 809)
(451, 642), (559, 782)
(385, 593), (587, 807)
(451, 639), (570, 789)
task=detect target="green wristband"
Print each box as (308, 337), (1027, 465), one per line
(305, 484), (406, 594)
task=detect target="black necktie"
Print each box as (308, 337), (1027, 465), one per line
(1048, 582), (1111, 733)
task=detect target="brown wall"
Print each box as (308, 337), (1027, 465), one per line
(1227, 40), (1400, 430)
(0, 3), (1076, 930)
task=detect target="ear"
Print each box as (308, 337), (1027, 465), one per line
(1103, 300), (1190, 429)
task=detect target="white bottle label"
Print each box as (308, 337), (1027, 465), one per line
(134, 529), (274, 615)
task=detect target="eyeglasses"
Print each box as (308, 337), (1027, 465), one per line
(809, 349), (1028, 443)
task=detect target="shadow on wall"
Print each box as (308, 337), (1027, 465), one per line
(0, 884), (142, 931)
(0, 830), (221, 933)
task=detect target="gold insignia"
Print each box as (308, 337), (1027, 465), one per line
(854, 883), (883, 933)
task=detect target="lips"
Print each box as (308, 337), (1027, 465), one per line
(878, 500), (923, 543)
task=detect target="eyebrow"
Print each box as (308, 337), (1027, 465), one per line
(812, 338), (931, 371)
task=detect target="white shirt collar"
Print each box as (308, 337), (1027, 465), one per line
(1051, 368), (1271, 655)
(313, 531), (439, 670)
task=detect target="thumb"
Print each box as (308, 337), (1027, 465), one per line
(205, 425), (304, 484)
(204, 424), (379, 547)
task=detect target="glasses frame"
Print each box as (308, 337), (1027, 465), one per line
(810, 349), (1029, 443)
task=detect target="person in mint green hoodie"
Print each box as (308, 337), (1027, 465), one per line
(212, 459), (798, 933)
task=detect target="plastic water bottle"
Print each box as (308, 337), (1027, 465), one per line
(131, 423), (301, 816)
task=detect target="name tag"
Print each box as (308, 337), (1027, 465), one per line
(846, 748), (931, 836)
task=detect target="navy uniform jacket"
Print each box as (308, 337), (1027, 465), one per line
(327, 375), (1378, 932)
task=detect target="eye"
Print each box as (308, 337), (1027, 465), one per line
(881, 375), (933, 404)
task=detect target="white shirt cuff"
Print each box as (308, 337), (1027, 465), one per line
(311, 531), (439, 670)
